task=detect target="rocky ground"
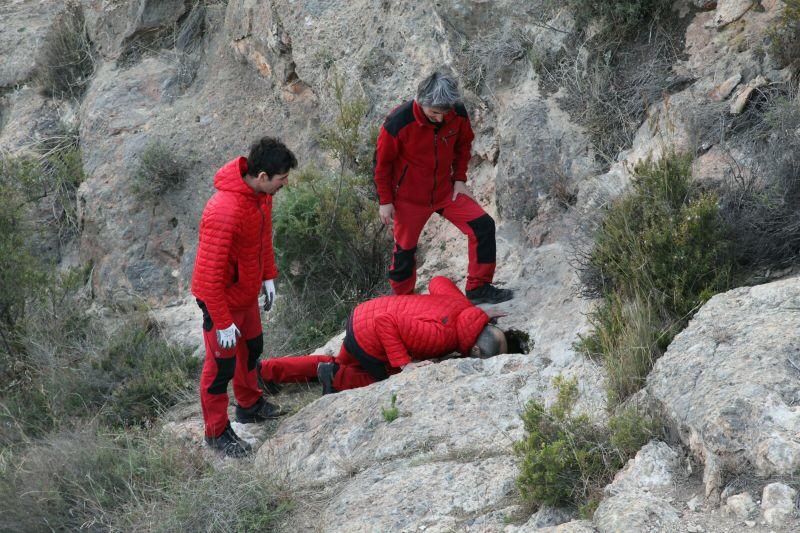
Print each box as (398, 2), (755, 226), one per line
(3, 0), (800, 531)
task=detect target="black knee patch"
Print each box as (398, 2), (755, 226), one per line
(389, 244), (417, 282)
(197, 299), (213, 332)
(467, 214), (496, 264)
(207, 357), (235, 395)
(245, 335), (263, 371)
(435, 208), (444, 216)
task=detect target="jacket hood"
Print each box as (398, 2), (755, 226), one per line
(456, 306), (491, 355)
(214, 157), (256, 196)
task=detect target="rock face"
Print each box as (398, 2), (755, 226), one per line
(0, 1), (64, 88)
(593, 441), (683, 532)
(258, 354), (604, 531)
(647, 276), (800, 500)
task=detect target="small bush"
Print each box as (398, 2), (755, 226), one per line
(272, 167), (390, 350)
(768, 0), (800, 68)
(578, 153), (735, 406)
(35, 2), (95, 99)
(271, 80), (388, 352)
(515, 376), (655, 513)
(132, 141), (187, 200)
(381, 393), (399, 423)
(721, 94), (800, 269)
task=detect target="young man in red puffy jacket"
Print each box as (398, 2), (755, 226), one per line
(256, 276), (508, 394)
(191, 137), (297, 457)
(374, 70), (514, 305)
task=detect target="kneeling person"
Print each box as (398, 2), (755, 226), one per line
(257, 276), (508, 394)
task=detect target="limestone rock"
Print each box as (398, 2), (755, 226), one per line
(761, 482), (797, 526)
(256, 353), (604, 530)
(83, 0), (188, 59)
(604, 441), (681, 496)
(592, 442), (683, 532)
(594, 492), (681, 532)
(706, 0), (753, 28)
(730, 75), (768, 115)
(724, 492), (757, 519)
(647, 276), (800, 500)
(0, 0), (63, 88)
(708, 73), (741, 101)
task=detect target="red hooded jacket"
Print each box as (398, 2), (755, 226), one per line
(349, 276), (490, 368)
(191, 157), (278, 330)
(374, 100), (475, 207)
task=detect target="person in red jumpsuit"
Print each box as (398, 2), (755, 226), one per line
(256, 276), (508, 394)
(191, 137), (297, 457)
(374, 70), (514, 305)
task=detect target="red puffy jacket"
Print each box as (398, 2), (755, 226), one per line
(350, 276), (490, 368)
(374, 100), (475, 207)
(191, 157), (278, 330)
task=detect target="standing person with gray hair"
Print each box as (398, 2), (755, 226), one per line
(374, 70), (513, 304)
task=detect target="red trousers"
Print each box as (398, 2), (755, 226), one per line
(260, 345), (399, 392)
(390, 194), (496, 295)
(199, 302), (264, 437)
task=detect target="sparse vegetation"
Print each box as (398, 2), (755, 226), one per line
(577, 153), (735, 406)
(381, 393), (399, 423)
(768, 0), (800, 68)
(720, 93), (800, 270)
(515, 376), (656, 515)
(132, 140), (187, 200)
(270, 78), (389, 353)
(528, 0), (683, 165)
(34, 2), (95, 99)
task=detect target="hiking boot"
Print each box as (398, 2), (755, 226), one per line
(235, 396), (283, 423)
(205, 423), (252, 458)
(466, 283), (514, 305)
(317, 362), (339, 395)
(255, 360), (282, 395)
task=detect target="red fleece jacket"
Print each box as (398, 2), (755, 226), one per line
(374, 100), (475, 206)
(191, 157), (278, 330)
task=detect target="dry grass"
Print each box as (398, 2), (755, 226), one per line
(34, 2), (95, 100)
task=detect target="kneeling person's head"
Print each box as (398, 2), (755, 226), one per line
(470, 324), (508, 358)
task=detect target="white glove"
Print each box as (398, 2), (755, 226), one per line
(216, 324), (240, 349)
(259, 279), (276, 311)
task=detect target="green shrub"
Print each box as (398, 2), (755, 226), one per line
(381, 393), (399, 423)
(271, 80), (387, 352)
(35, 2), (95, 99)
(515, 377), (656, 513)
(132, 141), (187, 200)
(578, 153), (735, 406)
(272, 167), (390, 350)
(768, 0), (800, 68)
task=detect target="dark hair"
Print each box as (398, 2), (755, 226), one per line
(247, 137), (298, 178)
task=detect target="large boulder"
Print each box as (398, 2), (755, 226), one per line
(257, 353), (604, 531)
(647, 276), (800, 501)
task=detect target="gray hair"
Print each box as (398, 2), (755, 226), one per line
(416, 70), (462, 109)
(474, 325), (506, 358)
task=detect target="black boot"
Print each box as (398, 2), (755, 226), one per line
(204, 422), (252, 458)
(235, 396), (283, 423)
(317, 362), (339, 395)
(466, 283), (514, 305)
